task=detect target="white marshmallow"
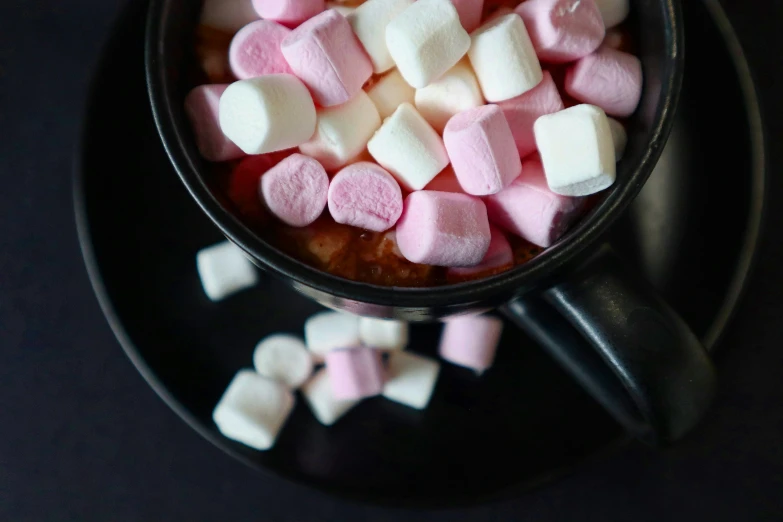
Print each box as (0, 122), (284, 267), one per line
(534, 104), (616, 196)
(196, 241), (258, 301)
(212, 370), (295, 450)
(304, 311), (361, 361)
(608, 117), (628, 161)
(385, 0), (471, 88)
(348, 0), (415, 74)
(467, 14), (543, 102)
(367, 103), (449, 190)
(299, 91), (381, 170)
(326, 2), (355, 15)
(383, 351), (440, 409)
(366, 69), (416, 119)
(414, 61), (484, 133)
(359, 317), (409, 350)
(594, 0), (630, 29)
(253, 334), (314, 389)
(200, 0), (259, 33)
(301, 368), (360, 425)
(219, 74), (317, 155)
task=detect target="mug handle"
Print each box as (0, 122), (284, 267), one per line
(502, 245), (716, 445)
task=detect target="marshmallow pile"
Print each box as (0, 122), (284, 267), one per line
(188, 0), (638, 272)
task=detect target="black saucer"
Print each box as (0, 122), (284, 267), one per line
(75, 0), (765, 507)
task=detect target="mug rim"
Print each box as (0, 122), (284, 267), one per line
(145, 0), (685, 309)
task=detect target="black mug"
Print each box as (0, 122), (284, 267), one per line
(146, 0), (715, 445)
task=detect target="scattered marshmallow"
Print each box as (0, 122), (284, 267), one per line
(424, 167), (465, 193)
(565, 46), (643, 118)
(396, 191), (491, 266)
(383, 351), (440, 409)
(328, 162), (403, 232)
(301, 368), (359, 425)
(184, 84), (246, 162)
(366, 69), (416, 119)
(414, 61), (484, 133)
(260, 154), (329, 227)
(439, 315), (503, 373)
(348, 0), (415, 74)
(451, 0), (484, 32)
(385, 0), (471, 88)
(299, 91), (381, 170)
(252, 0), (325, 27)
(304, 311), (361, 361)
(534, 104), (616, 196)
(253, 334), (314, 389)
(212, 370), (295, 450)
(367, 103), (449, 191)
(196, 241), (259, 301)
(200, 0), (260, 33)
(281, 10), (373, 107)
(607, 117), (627, 161)
(515, 0), (605, 63)
(594, 0), (630, 29)
(448, 224), (513, 277)
(443, 104), (521, 196)
(467, 13), (543, 102)
(325, 348), (385, 399)
(228, 20), (293, 80)
(218, 75), (316, 155)
(359, 317), (409, 350)
(496, 70), (564, 158)
(484, 155), (584, 247)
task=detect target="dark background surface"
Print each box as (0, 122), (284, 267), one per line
(1, 0), (782, 520)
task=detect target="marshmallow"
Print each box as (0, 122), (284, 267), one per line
(327, 2), (355, 16)
(328, 162), (403, 231)
(594, 0), (630, 29)
(439, 315), (503, 373)
(304, 311), (361, 360)
(196, 241), (259, 301)
(534, 104), (616, 196)
(348, 0), (415, 74)
(282, 10), (373, 107)
(448, 224), (513, 277)
(212, 370), (295, 450)
(515, 0), (605, 63)
(325, 348), (385, 399)
(366, 69), (416, 119)
(607, 117), (627, 161)
(484, 155), (584, 246)
(414, 61), (484, 133)
(184, 85), (246, 162)
(443, 104), (521, 196)
(451, 0), (484, 32)
(260, 154), (329, 227)
(219, 75), (316, 155)
(565, 46), (642, 118)
(253, 334), (314, 389)
(468, 14), (543, 102)
(299, 91), (381, 170)
(301, 368), (359, 425)
(424, 167), (465, 193)
(228, 20), (293, 80)
(496, 70), (564, 158)
(200, 0), (260, 33)
(252, 0), (325, 27)
(359, 317), (409, 350)
(385, 0), (471, 88)
(396, 191), (491, 266)
(383, 351), (440, 409)
(367, 103), (449, 191)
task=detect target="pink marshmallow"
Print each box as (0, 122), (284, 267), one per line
(228, 20), (293, 80)
(396, 191), (491, 267)
(451, 0), (484, 32)
(252, 0), (325, 28)
(484, 155), (584, 247)
(515, 0), (605, 63)
(325, 347), (385, 400)
(443, 105), (522, 196)
(439, 315), (503, 374)
(328, 162), (403, 232)
(281, 10), (373, 107)
(424, 168), (465, 194)
(496, 70), (564, 158)
(260, 153), (329, 227)
(448, 225), (513, 277)
(184, 84), (246, 162)
(565, 46), (643, 118)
